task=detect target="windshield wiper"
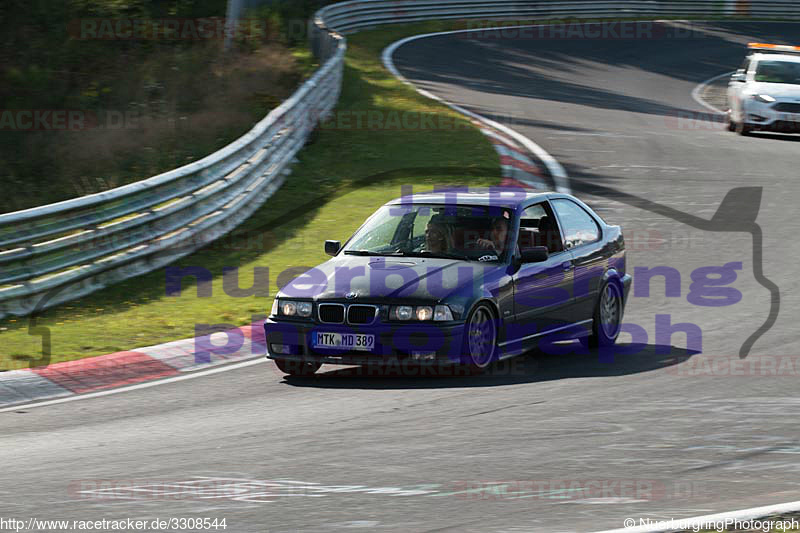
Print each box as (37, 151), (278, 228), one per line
(403, 251), (472, 261)
(343, 250), (402, 256)
(344, 250), (473, 260)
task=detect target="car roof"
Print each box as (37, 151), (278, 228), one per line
(750, 53), (800, 64)
(385, 187), (554, 209)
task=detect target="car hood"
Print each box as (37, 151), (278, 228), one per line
(278, 255), (508, 303)
(749, 82), (800, 99)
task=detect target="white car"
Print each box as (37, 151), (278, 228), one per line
(727, 43), (800, 135)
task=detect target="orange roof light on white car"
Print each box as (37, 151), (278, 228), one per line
(747, 42), (800, 54)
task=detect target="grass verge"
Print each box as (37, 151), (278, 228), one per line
(0, 21), (501, 370)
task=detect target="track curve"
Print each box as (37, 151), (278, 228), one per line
(2, 21), (800, 533)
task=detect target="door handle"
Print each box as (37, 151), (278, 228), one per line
(562, 262), (573, 271)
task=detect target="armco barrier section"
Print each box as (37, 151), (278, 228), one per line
(0, 30), (344, 319)
(2, 0), (798, 319)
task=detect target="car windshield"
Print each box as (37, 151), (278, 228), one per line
(753, 60), (800, 84)
(342, 203), (513, 262)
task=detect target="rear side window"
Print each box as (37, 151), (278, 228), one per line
(551, 199), (600, 249)
(518, 202), (563, 254)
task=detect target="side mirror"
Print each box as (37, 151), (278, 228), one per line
(324, 240), (341, 256)
(520, 246), (549, 263)
(731, 71), (746, 83)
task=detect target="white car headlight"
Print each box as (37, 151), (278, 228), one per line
(751, 94), (776, 103)
(434, 305), (454, 321)
(278, 300), (313, 317)
(281, 301), (297, 316)
(392, 305), (414, 321)
(296, 302), (313, 317)
(390, 305), (454, 321)
(416, 306), (433, 321)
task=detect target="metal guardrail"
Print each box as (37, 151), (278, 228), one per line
(0, 29), (344, 319)
(2, 0), (798, 319)
(317, 0), (800, 34)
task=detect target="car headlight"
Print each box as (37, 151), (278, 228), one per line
(282, 301), (297, 316)
(751, 94), (776, 103)
(392, 305), (414, 321)
(390, 305), (453, 321)
(434, 305), (454, 321)
(278, 300), (312, 317)
(416, 306), (433, 321)
(297, 302), (312, 317)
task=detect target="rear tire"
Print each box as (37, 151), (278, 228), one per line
(274, 359), (321, 376)
(581, 281), (623, 349)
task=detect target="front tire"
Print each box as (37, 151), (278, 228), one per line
(736, 120), (752, 136)
(726, 111), (736, 132)
(582, 281), (623, 348)
(274, 359), (321, 376)
(462, 303), (498, 371)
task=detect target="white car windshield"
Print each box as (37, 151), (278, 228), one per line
(342, 204), (513, 261)
(754, 60), (800, 84)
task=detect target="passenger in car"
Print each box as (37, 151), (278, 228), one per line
(424, 220), (454, 253)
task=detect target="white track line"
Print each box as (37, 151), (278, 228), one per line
(594, 499), (800, 532)
(0, 357), (265, 413)
(382, 28), (571, 194)
(692, 71), (735, 115)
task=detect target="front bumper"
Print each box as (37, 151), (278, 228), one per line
(264, 318), (467, 366)
(748, 118), (800, 132)
(742, 101), (800, 131)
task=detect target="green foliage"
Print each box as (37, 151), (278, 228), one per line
(0, 0), (305, 213)
(249, 0), (339, 46)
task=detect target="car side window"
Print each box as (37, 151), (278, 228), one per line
(520, 204), (546, 226)
(551, 199), (600, 250)
(518, 202), (563, 254)
(740, 57), (751, 73)
(411, 210), (435, 241)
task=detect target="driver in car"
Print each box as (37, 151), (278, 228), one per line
(476, 216), (510, 254)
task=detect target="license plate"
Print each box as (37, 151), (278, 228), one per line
(313, 332), (375, 351)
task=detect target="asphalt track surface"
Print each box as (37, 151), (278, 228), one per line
(3, 21), (800, 533)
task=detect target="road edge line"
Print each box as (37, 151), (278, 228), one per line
(692, 71), (735, 115)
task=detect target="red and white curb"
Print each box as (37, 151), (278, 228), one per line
(473, 119), (548, 188)
(0, 323), (266, 409)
